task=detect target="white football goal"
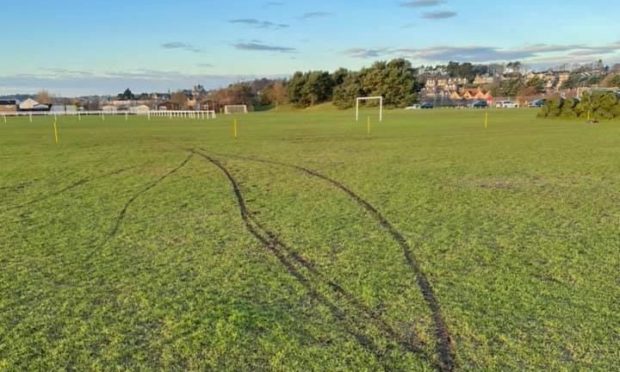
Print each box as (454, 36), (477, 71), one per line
(224, 105), (248, 114)
(356, 96), (383, 122)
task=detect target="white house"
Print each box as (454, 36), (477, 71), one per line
(130, 105), (150, 114)
(19, 98), (39, 110)
(101, 105), (118, 113)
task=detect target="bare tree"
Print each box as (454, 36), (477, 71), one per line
(265, 82), (288, 107)
(170, 91), (188, 109)
(36, 90), (52, 104)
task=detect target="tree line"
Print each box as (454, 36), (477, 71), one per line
(289, 59), (422, 108)
(206, 58), (423, 110)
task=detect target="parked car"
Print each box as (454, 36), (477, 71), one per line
(496, 100), (519, 108)
(405, 104), (421, 110)
(420, 102), (434, 109)
(529, 99), (546, 108)
(471, 100), (488, 108)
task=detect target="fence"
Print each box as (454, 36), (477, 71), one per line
(1, 110), (217, 120)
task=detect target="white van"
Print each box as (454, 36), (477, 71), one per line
(495, 100), (519, 108)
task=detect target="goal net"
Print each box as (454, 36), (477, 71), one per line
(224, 105), (248, 114)
(356, 96), (383, 122)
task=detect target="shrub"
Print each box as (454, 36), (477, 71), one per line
(539, 90), (620, 120)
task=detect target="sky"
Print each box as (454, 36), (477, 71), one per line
(1, 0), (619, 96)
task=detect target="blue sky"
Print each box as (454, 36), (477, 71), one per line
(1, 0), (619, 95)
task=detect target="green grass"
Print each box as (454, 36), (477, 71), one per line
(1, 109), (618, 370)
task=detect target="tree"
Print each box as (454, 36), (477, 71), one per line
(170, 91), (188, 109)
(526, 76), (545, 94)
(302, 71), (334, 106)
(331, 68), (349, 86)
(118, 88), (135, 100)
(498, 78), (525, 97)
(447, 61), (460, 78)
(333, 59), (421, 109)
(507, 61), (522, 73)
(603, 74), (620, 88)
(333, 73), (363, 109)
(36, 90), (52, 104)
(287, 72), (308, 107)
(263, 81), (288, 107)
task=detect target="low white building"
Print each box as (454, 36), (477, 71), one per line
(51, 105), (78, 112)
(130, 105), (150, 114)
(101, 105), (118, 113)
(19, 98), (39, 110)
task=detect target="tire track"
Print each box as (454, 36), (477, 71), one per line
(82, 152), (194, 262)
(1, 152), (195, 340)
(248, 215), (425, 355)
(194, 150), (432, 368)
(207, 151), (455, 372)
(2, 165), (138, 214)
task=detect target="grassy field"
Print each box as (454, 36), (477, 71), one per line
(1, 108), (618, 370)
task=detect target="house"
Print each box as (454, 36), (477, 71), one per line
(449, 91), (464, 101)
(557, 72), (571, 89)
(459, 88), (493, 102)
(130, 105), (150, 114)
(101, 105), (117, 113)
(19, 98), (39, 110)
(462, 90), (477, 100)
(473, 75), (495, 85)
(0, 99), (18, 112)
(18, 98), (51, 111)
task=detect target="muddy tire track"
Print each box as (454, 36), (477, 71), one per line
(194, 150), (434, 368)
(207, 151), (455, 372)
(82, 152), (194, 262)
(1, 153), (195, 340)
(2, 166), (139, 214)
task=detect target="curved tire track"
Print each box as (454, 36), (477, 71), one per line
(83, 152), (194, 262)
(194, 150), (433, 367)
(208, 151), (455, 372)
(2, 152), (195, 340)
(2, 165), (139, 214)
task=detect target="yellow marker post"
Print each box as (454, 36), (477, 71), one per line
(367, 116), (371, 136)
(587, 111), (591, 121)
(485, 112), (489, 129)
(233, 119), (238, 139)
(53, 118), (59, 144)
(3, 114), (6, 124)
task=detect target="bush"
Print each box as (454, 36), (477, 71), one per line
(538, 97), (563, 118)
(539, 91), (620, 120)
(560, 98), (578, 118)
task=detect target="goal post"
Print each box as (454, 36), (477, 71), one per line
(224, 105), (248, 114)
(356, 96), (383, 122)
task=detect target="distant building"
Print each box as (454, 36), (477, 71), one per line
(19, 98), (39, 110)
(130, 105), (150, 114)
(51, 105), (78, 113)
(0, 99), (18, 112)
(18, 98), (51, 112)
(101, 105), (117, 113)
(473, 75), (495, 85)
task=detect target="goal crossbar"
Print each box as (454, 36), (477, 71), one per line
(356, 96), (383, 122)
